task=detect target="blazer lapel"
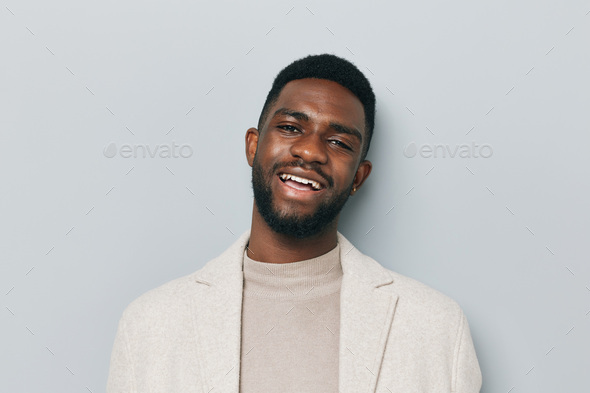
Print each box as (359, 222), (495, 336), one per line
(190, 231), (250, 393)
(337, 232), (399, 393)
(188, 230), (398, 393)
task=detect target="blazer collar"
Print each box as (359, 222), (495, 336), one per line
(191, 230), (399, 393)
(194, 229), (394, 288)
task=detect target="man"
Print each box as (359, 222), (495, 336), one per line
(107, 54), (482, 393)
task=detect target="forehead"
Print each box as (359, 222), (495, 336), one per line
(270, 78), (366, 132)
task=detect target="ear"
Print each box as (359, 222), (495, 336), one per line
(350, 160), (372, 195)
(245, 127), (259, 167)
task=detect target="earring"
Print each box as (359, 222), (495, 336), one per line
(353, 187), (357, 192)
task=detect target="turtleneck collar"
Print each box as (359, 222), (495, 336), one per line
(242, 243), (343, 299)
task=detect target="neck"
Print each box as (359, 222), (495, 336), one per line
(247, 202), (339, 263)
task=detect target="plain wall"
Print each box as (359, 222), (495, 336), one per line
(1, 0), (589, 392)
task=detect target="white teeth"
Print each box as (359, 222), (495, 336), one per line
(279, 173), (322, 190)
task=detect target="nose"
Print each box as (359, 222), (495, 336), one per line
(289, 132), (328, 164)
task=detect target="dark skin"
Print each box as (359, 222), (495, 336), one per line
(245, 78), (372, 263)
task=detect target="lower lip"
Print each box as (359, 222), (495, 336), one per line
(276, 175), (326, 199)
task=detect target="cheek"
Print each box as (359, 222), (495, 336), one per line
(258, 135), (290, 162)
(334, 163), (357, 183)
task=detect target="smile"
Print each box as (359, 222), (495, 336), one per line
(278, 173), (323, 191)
(276, 174), (327, 197)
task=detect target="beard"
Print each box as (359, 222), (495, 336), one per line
(251, 154), (354, 239)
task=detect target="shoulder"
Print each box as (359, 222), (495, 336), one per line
(118, 270), (203, 328)
(386, 267), (462, 315)
(337, 232), (465, 321)
(116, 231), (249, 329)
(374, 264), (467, 344)
(355, 258), (482, 389)
(374, 263), (471, 355)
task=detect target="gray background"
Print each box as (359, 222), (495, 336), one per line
(1, 0), (589, 392)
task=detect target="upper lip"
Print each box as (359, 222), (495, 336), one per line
(277, 168), (327, 190)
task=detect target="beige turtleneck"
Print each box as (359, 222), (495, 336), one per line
(239, 243), (342, 393)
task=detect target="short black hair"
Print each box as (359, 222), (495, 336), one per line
(257, 54), (376, 162)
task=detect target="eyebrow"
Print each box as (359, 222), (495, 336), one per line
(272, 108), (363, 143)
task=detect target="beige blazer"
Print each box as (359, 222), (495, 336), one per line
(107, 230), (482, 393)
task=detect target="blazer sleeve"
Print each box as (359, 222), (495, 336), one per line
(106, 315), (137, 393)
(452, 311), (482, 393)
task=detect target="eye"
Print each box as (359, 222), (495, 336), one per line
(278, 125), (300, 133)
(330, 140), (352, 150)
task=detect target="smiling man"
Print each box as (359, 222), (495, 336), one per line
(107, 54), (482, 393)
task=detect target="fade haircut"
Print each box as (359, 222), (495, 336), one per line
(257, 54), (376, 162)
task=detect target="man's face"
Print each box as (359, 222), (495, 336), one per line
(246, 78), (372, 239)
